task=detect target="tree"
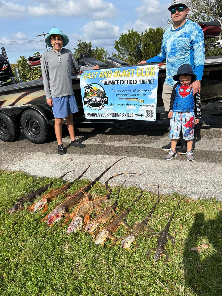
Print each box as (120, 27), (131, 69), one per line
(114, 29), (142, 65)
(114, 28), (164, 64)
(204, 39), (222, 57)
(141, 27), (164, 60)
(73, 40), (109, 62)
(73, 40), (93, 59)
(16, 55), (42, 82)
(92, 47), (109, 63)
(188, 0), (222, 22)
(188, 0), (222, 57)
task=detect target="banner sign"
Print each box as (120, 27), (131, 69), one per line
(80, 65), (159, 121)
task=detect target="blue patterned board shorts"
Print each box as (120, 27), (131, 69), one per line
(52, 94), (79, 118)
(170, 111), (195, 140)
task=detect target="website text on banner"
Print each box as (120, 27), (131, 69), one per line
(80, 65), (159, 121)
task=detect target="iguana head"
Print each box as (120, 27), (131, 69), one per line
(47, 207), (64, 226)
(154, 247), (162, 262)
(85, 222), (99, 233)
(32, 198), (47, 212)
(121, 235), (135, 249)
(94, 230), (109, 245)
(67, 216), (83, 234)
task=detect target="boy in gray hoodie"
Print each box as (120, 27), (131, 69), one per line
(41, 28), (98, 155)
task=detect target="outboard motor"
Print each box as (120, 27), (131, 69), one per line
(27, 55), (41, 67)
(199, 19), (221, 38)
(0, 47), (13, 87)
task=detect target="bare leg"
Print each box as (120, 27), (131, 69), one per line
(54, 118), (63, 145)
(162, 83), (172, 111)
(171, 139), (178, 152)
(65, 113), (75, 142)
(187, 140), (193, 152)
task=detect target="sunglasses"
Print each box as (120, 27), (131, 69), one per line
(50, 34), (63, 40)
(170, 6), (186, 14)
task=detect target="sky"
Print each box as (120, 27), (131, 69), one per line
(0, 0), (172, 64)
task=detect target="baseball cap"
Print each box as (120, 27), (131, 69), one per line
(168, 0), (189, 11)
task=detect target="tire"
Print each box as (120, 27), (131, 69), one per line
(20, 109), (50, 144)
(0, 112), (20, 142)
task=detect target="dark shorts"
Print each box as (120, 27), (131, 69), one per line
(52, 94), (78, 118)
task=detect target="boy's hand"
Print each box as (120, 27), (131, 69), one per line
(168, 111), (173, 119)
(46, 98), (53, 107)
(195, 118), (200, 125)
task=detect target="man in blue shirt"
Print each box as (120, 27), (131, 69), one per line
(139, 0), (205, 153)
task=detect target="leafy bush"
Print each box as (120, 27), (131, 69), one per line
(16, 52), (42, 82)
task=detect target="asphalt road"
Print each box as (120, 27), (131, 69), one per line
(1, 116), (222, 200)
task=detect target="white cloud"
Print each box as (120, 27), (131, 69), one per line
(121, 1), (170, 37)
(0, 0), (27, 19)
(68, 21), (120, 52)
(28, 0), (118, 19)
(0, 32), (45, 56)
(83, 21), (120, 40)
(122, 20), (151, 34)
(12, 32), (27, 40)
(0, 0), (118, 20)
(135, 0), (170, 30)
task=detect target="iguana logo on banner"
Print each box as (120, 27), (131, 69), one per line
(83, 83), (108, 110)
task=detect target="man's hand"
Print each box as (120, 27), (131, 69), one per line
(191, 80), (201, 95)
(46, 99), (53, 106)
(138, 61), (147, 65)
(195, 118), (200, 125)
(168, 111), (173, 119)
(93, 65), (99, 69)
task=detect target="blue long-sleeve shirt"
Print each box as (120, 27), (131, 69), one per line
(169, 82), (202, 119)
(146, 20), (205, 86)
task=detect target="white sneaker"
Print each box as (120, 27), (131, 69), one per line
(165, 150), (177, 160)
(186, 151), (194, 162)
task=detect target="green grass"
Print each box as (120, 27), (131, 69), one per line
(0, 170), (222, 296)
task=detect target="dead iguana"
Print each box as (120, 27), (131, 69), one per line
(94, 190), (144, 245)
(66, 172), (135, 234)
(84, 172), (139, 236)
(147, 201), (180, 262)
(42, 158), (124, 226)
(8, 170), (74, 214)
(120, 185), (160, 249)
(27, 166), (90, 212)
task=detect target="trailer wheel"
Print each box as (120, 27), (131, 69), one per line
(0, 112), (20, 142)
(21, 109), (50, 144)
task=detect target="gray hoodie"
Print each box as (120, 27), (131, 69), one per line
(41, 48), (94, 99)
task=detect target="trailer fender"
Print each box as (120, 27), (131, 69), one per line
(0, 104), (54, 124)
(21, 104), (54, 125)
